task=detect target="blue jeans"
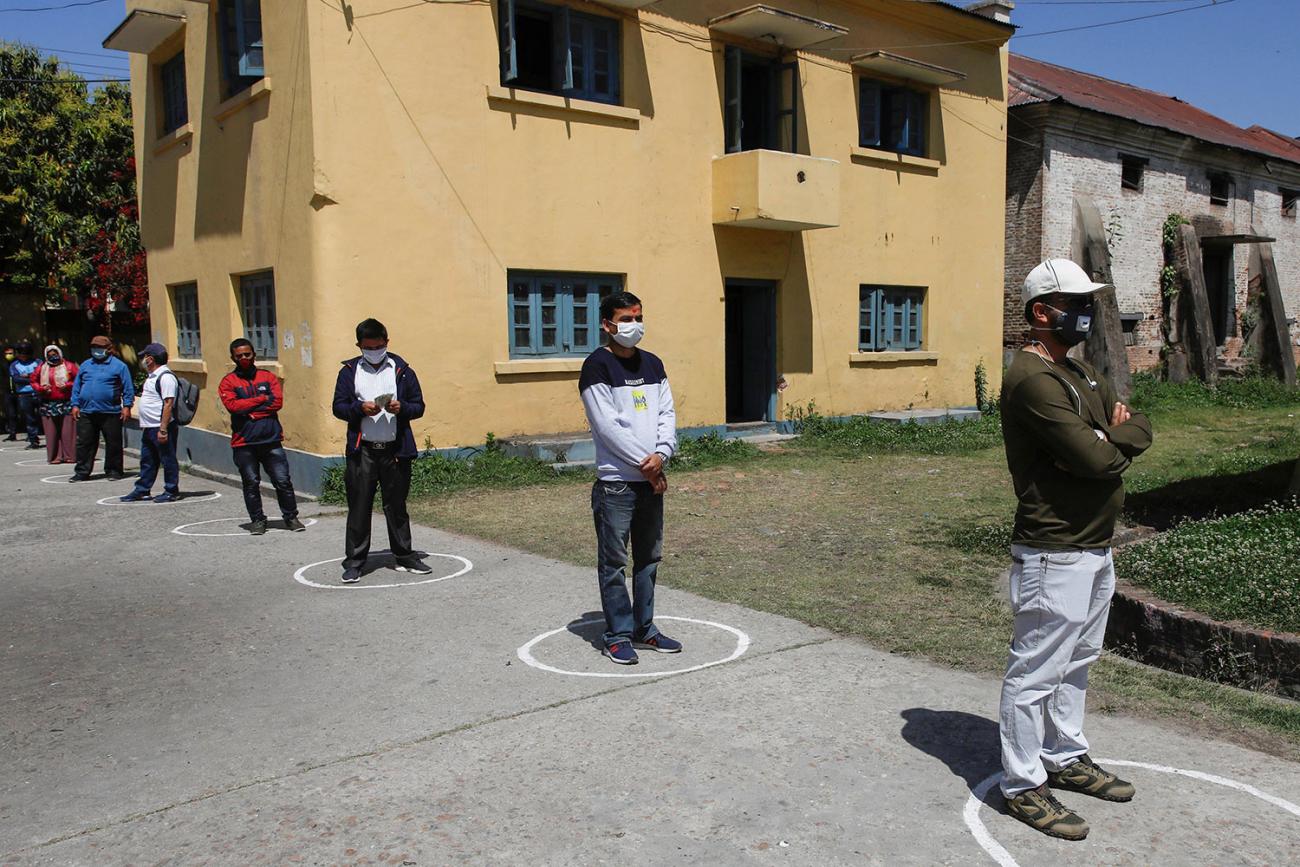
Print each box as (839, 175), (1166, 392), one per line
(592, 480), (664, 646)
(17, 393), (40, 442)
(132, 423), (180, 496)
(232, 443), (298, 522)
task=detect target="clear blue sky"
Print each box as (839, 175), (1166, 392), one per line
(0, 0), (1295, 134)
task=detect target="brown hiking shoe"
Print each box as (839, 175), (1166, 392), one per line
(1004, 783), (1090, 841)
(1047, 754), (1136, 802)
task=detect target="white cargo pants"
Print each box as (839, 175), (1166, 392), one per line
(999, 545), (1115, 797)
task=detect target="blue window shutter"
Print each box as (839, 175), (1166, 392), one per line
(501, 0), (518, 83)
(859, 80), (881, 148)
(725, 46), (742, 154)
(235, 0), (264, 78)
(777, 60), (798, 153)
(906, 91), (926, 156)
(589, 15), (617, 103)
(554, 5), (574, 92)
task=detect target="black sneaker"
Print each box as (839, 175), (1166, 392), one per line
(105, 473), (124, 481)
(395, 557), (433, 575)
(283, 517), (307, 532)
(341, 567), (362, 584)
(25, 442), (41, 450)
(249, 519), (268, 535)
(68, 474), (89, 483)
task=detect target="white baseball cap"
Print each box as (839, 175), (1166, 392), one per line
(1021, 259), (1110, 307)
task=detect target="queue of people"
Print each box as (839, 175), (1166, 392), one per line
(18, 258), (1149, 842)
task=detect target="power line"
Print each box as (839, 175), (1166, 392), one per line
(0, 76), (125, 83)
(0, 0), (111, 13)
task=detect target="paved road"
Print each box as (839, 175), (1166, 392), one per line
(1, 446), (1297, 865)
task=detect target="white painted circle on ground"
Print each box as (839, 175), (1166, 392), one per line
(516, 615), (751, 679)
(14, 457), (67, 467)
(963, 760), (1300, 867)
(293, 552), (473, 590)
(41, 473), (131, 484)
(173, 517), (319, 537)
(96, 492), (223, 506)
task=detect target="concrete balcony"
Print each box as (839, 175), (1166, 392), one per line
(712, 149), (840, 232)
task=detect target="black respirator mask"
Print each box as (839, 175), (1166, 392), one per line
(1034, 299), (1094, 347)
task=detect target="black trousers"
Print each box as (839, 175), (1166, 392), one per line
(232, 443), (299, 522)
(2, 392), (18, 436)
(343, 444), (413, 570)
(75, 412), (125, 477)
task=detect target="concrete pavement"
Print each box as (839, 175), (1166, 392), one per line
(1, 447), (1297, 865)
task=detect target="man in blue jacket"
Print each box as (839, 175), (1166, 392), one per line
(69, 335), (135, 481)
(332, 318), (429, 584)
(9, 341), (42, 449)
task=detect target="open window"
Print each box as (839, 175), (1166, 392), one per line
(1208, 171), (1232, 206)
(499, 0), (620, 105)
(1120, 154), (1146, 192)
(1282, 188), (1297, 219)
(858, 79), (926, 157)
(218, 0), (264, 98)
(724, 46), (798, 154)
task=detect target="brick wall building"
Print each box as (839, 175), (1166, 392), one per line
(1004, 55), (1300, 371)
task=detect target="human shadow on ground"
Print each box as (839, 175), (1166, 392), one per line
(567, 612), (608, 650)
(900, 708), (1006, 811)
(1124, 460), (1295, 529)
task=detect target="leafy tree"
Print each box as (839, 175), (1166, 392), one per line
(0, 44), (147, 332)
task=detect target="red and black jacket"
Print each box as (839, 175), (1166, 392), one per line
(219, 367), (285, 448)
(331, 354), (425, 458)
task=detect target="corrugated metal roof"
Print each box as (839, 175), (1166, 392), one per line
(1008, 54), (1300, 167)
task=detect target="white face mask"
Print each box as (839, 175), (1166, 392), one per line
(611, 321), (644, 349)
(361, 348), (388, 365)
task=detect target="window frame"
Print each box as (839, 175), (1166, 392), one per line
(171, 282), (201, 359)
(218, 0), (265, 98)
(1119, 153), (1146, 193)
(507, 270), (622, 359)
(1208, 171), (1232, 206)
(859, 285), (925, 352)
(859, 77), (927, 157)
(499, 0), (621, 106)
(724, 45), (799, 155)
(238, 271), (278, 360)
(1281, 187), (1298, 219)
(158, 50), (188, 136)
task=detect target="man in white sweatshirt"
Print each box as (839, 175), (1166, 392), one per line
(579, 291), (680, 665)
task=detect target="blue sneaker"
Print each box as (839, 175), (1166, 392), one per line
(603, 641), (639, 665)
(119, 491), (152, 502)
(634, 633), (683, 654)
(152, 492), (180, 503)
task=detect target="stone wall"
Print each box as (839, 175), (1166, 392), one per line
(1003, 118), (1045, 348)
(1107, 581), (1300, 699)
(1005, 105), (1300, 365)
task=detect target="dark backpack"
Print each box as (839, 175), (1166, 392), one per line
(157, 371), (200, 426)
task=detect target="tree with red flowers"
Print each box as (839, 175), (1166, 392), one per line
(0, 44), (147, 333)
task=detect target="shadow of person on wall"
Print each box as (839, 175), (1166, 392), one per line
(567, 612), (608, 650)
(900, 708), (1006, 811)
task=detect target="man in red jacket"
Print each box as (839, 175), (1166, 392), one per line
(219, 338), (305, 535)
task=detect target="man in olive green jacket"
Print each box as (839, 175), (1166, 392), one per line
(999, 259), (1153, 842)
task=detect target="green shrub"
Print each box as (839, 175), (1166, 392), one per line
(1130, 372), (1300, 413)
(794, 406), (1003, 455)
(672, 432), (760, 470)
(319, 434), (570, 504)
(1116, 503), (1300, 634)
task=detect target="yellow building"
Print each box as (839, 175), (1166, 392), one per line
(106, 0), (1013, 490)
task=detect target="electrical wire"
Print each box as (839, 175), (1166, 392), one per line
(0, 0), (111, 13)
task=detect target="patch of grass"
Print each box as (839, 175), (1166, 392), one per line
(793, 406), (1004, 455)
(1130, 372), (1300, 413)
(671, 432), (761, 470)
(1116, 503), (1300, 634)
(319, 434), (575, 504)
